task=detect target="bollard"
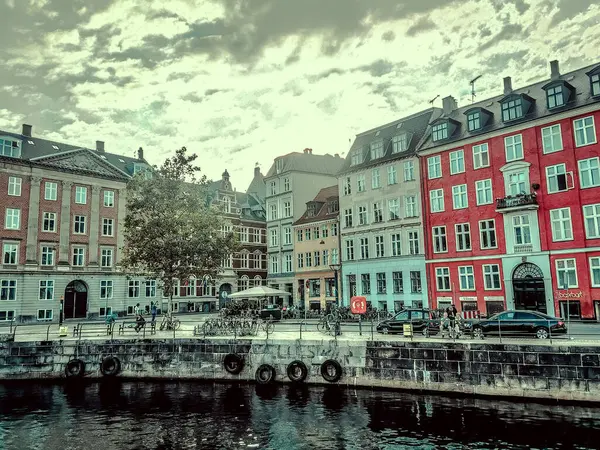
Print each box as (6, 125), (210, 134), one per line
(370, 319), (374, 341)
(358, 315), (362, 336)
(299, 321), (303, 340)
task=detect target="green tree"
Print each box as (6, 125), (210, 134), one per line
(121, 146), (238, 318)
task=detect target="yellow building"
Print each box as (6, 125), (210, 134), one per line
(292, 186), (341, 310)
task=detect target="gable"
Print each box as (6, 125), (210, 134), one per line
(31, 149), (130, 179)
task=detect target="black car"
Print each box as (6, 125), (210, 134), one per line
(260, 305), (282, 321)
(376, 309), (440, 335)
(463, 310), (567, 339)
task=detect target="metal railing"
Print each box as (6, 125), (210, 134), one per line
(496, 193), (538, 210)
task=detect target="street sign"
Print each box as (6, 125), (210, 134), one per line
(350, 296), (367, 314)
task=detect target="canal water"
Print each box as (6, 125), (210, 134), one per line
(0, 382), (599, 449)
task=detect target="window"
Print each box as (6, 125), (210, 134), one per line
(270, 255), (279, 273)
(8, 177), (21, 196)
(475, 179), (493, 205)
(432, 122), (448, 141)
(388, 199), (400, 220)
(373, 202), (383, 223)
(72, 247), (85, 266)
(375, 236), (384, 257)
(556, 259), (577, 288)
(40, 246), (54, 266)
(74, 215), (86, 234)
(360, 238), (369, 259)
(391, 233), (401, 257)
(3, 243), (17, 265)
(405, 196), (416, 217)
(240, 251), (249, 269)
(331, 223), (338, 236)
(322, 249), (329, 266)
(546, 85), (564, 108)
(285, 254), (293, 272)
(314, 226), (320, 240)
(253, 229), (261, 243)
(584, 204), (600, 238)
(370, 141), (384, 160)
(436, 267), (451, 291)
(392, 134), (408, 153)
(507, 172), (527, 196)
(297, 230), (303, 242)
(284, 178), (290, 191)
(404, 161), (414, 181)
(542, 124), (563, 153)
(313, 251), (320, 267)
(239, 227), (249, 243)
(501, 97), (523, 121)
(99, 280), (113, 299)
(268, 181), (276, 196)
(358, 206), (368, 225)
(371, 168), (381, 189)
(103, 190), (115, 207)
(145, 280), (156, 297)
(331, 248), (338, 264)
(467, 111), (481, 131)
(432, 226), (447, 253)
(0, 280), (16, 301)
(357, 174), (366, 192)
(483, 264), (501, 290)
(269, 229), (278, 247)
(0, 310), (15, 321)
(4, 208), (20, 229)
(574, 116), (596, 147)
(430, 189), (444, 213)
(513, 215), (531, 245)
(75, 186), (87, 204)
(546, 164), (569, 193)
(297, 253), (304, 269)
(351, 148), (364, 166)
(39, 280), (54, 300)
(455, 223), (471, 251)
(450, 150), (465, 174)
(428, 156), (442, 179)
(361, 274), (371, 295)
(376, 273), (386, 294)
(387, 165), (397, 185)
(550, 208), (573, 241)
(408, 231), (419, 255)
(452, 184), (468, 209)
(459, 266), (475, 290)
(592, 74), (600, 96)
(0, 138), (20, 158)
(579, 158), (600, 188)
(269, 204), (277, 220)
(42, 212), (56, 232)
(504, 134), (523, 161)
(479, 220), (497, 249)
(343, 177), (352, 195)
(37, 309), (53, 321)
(128, 280), (140, 298)
(472, 143), (489, 169)
(344, 208), (353, 227)
(102, 218), (114, 236)
(44, 182), (57, 201)
(321, 225), (329, 238)
(305, 252), (312, 267)
(392, 272), (403, 293)
(591, 257), (600, 287)
(101, 248), (113, 267)
(284, 227), (292, 245)
(410, 271), (421, 293)
(283, 201), (291, 217)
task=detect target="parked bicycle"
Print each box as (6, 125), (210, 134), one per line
(159, 315), (181, 331)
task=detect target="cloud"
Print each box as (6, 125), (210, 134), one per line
(381, 30), (396, 41)
(478, 23), (525, 52)
(406, 17), (437, 36)
(550, 0), (596, 26)
(354, 59), (397, 77)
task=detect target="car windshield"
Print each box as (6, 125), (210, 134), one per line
(393, 311), (410, 320)
(488, 311), (516, 320)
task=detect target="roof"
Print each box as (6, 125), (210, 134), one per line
(338, 108), (439, 175)
(293, 185), (339, 226)
(205, 168), (266, 222)
(265, 151), (345, 178)
(418, 61), (600, 152)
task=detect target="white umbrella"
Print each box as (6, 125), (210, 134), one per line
(228, 286), (292, 299)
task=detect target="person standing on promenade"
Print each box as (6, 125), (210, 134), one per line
(151, 302), (157, 323)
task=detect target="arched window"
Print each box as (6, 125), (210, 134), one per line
(253, 251), (263, 270)
(239, 275), (249, 291)
(253, 275), (262, 287)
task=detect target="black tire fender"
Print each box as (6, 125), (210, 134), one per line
(224, 353), (245, 375)
(286, 360), (308, 383)
(255, 364), (276, 385)
(100, 356), (121, 377)
(65, 359), (85, 378)
(320, 359), (343, 383)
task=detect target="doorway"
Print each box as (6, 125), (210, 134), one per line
(64, 280), (88, 319)
(219, 283), (232, 308)
(512, 263), (547, 313)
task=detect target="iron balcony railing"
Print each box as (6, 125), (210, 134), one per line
(496, 193), (538, 210)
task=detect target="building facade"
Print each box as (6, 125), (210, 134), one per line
(418, 60), (600, 319)
(264, 149), (345, 306)
(338, 110), (436, 311)
(292, 186), (340, 310)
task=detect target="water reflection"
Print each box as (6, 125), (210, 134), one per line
(0, 381), (598, 450)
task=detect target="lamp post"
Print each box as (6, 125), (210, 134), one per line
(329, 263), (341, 307)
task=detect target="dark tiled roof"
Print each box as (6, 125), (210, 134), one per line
(418, 61), (600, 151)
(293, 185), (339, 226)
(265, 151), (345, 178)
(338, 108), (439, 175)
(205, 170), (266, 223)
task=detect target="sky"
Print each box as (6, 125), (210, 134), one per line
(0, 0), (599, 190)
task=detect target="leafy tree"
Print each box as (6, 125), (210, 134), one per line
(121, 147), (239, 316)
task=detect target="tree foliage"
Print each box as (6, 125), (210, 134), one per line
(121, 147), (239, 313)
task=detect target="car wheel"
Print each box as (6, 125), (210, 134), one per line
(421, 327), (430, 337)
(380, 326), (389, 335)
(535, 327), (549, 339)
(472, 327), (484, 338)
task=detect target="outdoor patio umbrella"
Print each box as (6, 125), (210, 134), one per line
(228, 286), (292, 299)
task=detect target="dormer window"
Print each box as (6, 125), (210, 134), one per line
(467, 111), (481, 132)
(350, 148), (364, 166)
(432, 122), (448, 142)
(276, 159), (283, 174)
(307, 204), (317, 217)
(133, 163), (153, 179)
(392, 134), (409, 153)
(327, 200), (339, 214)
(547, 85), (564, 108)
(0, 138), (21, 158)
(591, 74), (600, 97)
(501, 97), (523, 121)
(370, 140), (384, 160)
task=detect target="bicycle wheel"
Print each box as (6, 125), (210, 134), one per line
(317, 321), (326, 333)
(159, 317), (166, 331)
(266, 322), (275, 334)
(173, 319), (181, 330)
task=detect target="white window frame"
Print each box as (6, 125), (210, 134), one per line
(541, 124), (563, 154)
(403, 161), (414, 181)
(73, 215), (86, 234)
(430, 189), (444, 213)
(283, 227), (292, 245)
(408, 231), (419, 255)
(269, 228), (278, 247)
(455, 223), (471, 251)
(573, 116), (597, 147)
(556, 258), (578, 288)
(584, 204), (600, 239)
(449, 149), (465, 175)
(4, 208), (20, 230)
(360, 237), (369, 260)
(371, 168), (381, 189)
(387, 165), (397, 185)
(458, 266), (475, 291)
(428, 155), (442, 179)
(546, 163), (571, 194)
(103, 190), (115, 207)
(452, 184), (468, 210)
(102, 218), (114, 237)
(370, 140), (384, 160)
(100, 280), (114, 299)
(44, 182), (57, 201)
(42, 212), (56, 232)
(75, 186), (87, 204)
(375, 235), (384, 258)
(504, 134), (524, 162)
(2, 243), (18, 265)
(432, 226), (447, 254)
(506, 171), (528, 196)
(0, 280), (17, 301)
(128, 280), (141, 298)
(550, 208), (573, 242)
(590, 257), (600, 287)
(479, 219), (497, 249)
(388, 198), (400, 220)
(578, 157), (600, 189)
(372, 202), (383, 223)
(472, 143), (490, 169)
(40, 246), (55, 266)
(391, 233), (401, 257)
(39, 280), (54, 300)
(435, 267), (451, 291)
(405, 196), (417, 218)
(283, 201), (291, 217)
(7, 177), (21, 196)
(483, 264), (501, 290)
(101, 248), (114, 267)
(512, 215), (532, 245)
(475, 179), (493, 205)
(357, 174), (366, 192)
(358, 205), (368, 225)
(72, 246), (85, 266)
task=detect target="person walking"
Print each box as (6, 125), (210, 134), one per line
(151, 302), (157, 323)
(134, 303), (141, 316)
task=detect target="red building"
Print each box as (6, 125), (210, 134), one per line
(417, 60), (600, 319)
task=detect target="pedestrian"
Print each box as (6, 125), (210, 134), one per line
(447, 304), (458, 334)
(134, 313), (146, 333)
(134, 303), (140, 316)
(151, 302), (157, 323)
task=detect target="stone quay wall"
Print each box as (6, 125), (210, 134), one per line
(1, 336), (600, 403)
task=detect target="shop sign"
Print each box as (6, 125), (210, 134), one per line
(555, 290), (583, 299)
(350, 296), (367, 314)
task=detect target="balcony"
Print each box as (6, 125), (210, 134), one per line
(496, 193), (538, 212)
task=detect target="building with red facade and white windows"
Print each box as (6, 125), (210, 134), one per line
(417, 60), (600, 320)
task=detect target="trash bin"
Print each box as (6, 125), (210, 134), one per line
(59, 326), (68, 337)
(403, 324), (413, 337)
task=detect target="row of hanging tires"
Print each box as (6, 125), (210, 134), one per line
(64, 356), (121, 378)
(223, 353), (343, 385)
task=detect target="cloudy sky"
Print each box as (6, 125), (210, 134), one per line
(1, 0), (599, 189)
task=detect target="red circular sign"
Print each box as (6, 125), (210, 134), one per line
(350, 296), (367, 314)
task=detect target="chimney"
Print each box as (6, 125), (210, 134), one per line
(137, 147), (144, 161)
(442, 96), (457, 115)
(503, 76), (512, 95)
(334, 153), (340, 158)
(96, 140), (105, 152)
(254, 165), (261, 177)
(22, 124), (32, 137)
(303, 148), (309, 154)
(550, 60), (560, 79)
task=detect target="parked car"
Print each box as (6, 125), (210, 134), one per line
(260, 304), (282, 321)
(376, 309), (440, 335)
(463, 310), (567, 339)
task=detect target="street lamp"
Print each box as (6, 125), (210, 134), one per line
(329, 263), (341, 307)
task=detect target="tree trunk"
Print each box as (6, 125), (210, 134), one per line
(168, 293), (173, 319)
